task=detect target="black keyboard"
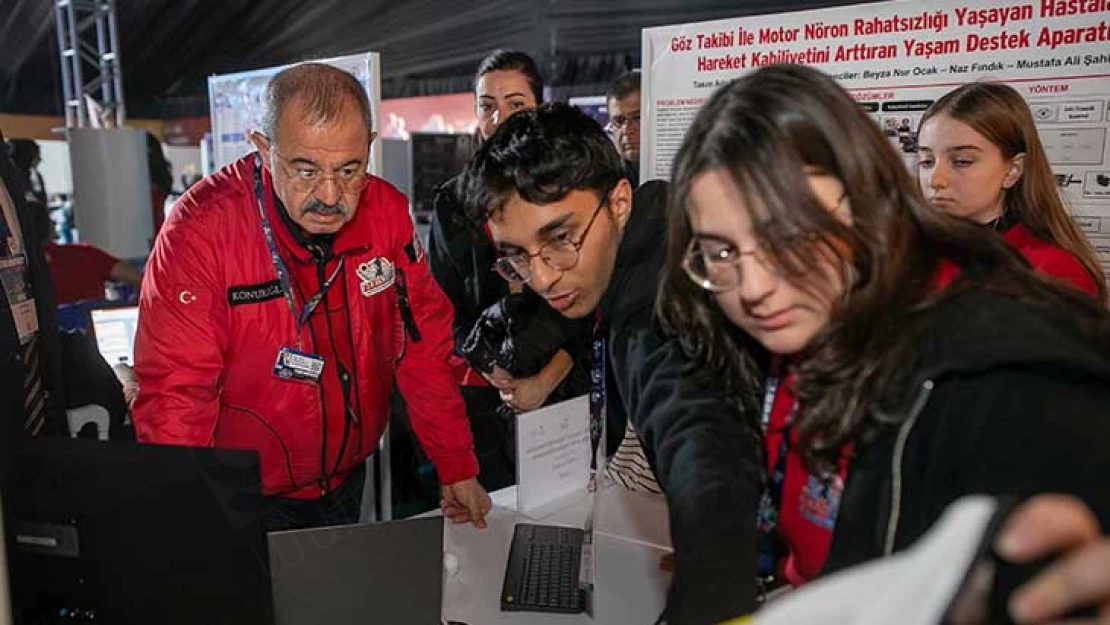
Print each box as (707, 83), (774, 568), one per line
(500, 523), (586, 614)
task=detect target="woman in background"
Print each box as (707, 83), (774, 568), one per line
(657, 64), (1110, 593)
(426, 50), (588, 490)
(429, 50), (547, 368)
(917, 82), (1106, 300)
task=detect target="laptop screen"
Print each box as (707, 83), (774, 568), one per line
(89, 305), (139, 365)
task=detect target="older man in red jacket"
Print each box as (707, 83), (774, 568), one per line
(133, 63), (489, 530)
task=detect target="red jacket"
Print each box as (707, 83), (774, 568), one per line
(133, 155), (477, 498)
(934, 223), (1100, 298)
(1003, 223), (1099, 297)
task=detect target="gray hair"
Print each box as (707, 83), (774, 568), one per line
(261, 62), (372, 144)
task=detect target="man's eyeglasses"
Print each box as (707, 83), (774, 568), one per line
(493, 191), (611, 284)
(605, 112), (640, 134)
(272, 152), (368, 195)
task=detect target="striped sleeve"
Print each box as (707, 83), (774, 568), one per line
(605, 420), (662, 494)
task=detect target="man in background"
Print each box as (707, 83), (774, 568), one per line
(33, 207), (143, 305)
(1, 129), (67, 442)
(6, 139), (48, 210)
(606, 71), (641, 188)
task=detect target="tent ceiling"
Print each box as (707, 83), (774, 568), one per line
(0, 0), (873, 119)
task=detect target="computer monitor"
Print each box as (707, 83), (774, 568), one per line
(7, 438), (273, 625)
(87, 304), (139, 366)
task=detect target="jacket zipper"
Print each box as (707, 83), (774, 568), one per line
(339, 274), (366, 468)
(326, 266), (355, 478)
(883, 379), (936, 556)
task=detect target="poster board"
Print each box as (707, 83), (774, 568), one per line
(642, 1), (1110, 283)
(208, 52), (382, 175)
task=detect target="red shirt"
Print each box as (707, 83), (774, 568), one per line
(42, 241), (118, 304)
(765, 369), (851, 586)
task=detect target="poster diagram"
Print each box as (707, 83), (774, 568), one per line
(207, 52), (382, 174)
(642, 0), (1110, 285)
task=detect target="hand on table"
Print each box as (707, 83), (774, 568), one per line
(440, 477), (492, 529)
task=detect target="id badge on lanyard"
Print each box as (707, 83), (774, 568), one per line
(254, 155), (342, 384)
(580, 314), (607, 605)
(273, 346), (325, 381)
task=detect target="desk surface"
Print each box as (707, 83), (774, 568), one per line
(442, 484), (673, 624)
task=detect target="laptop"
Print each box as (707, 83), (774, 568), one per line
(268, 516), (444, 625)
(501, 522), (586, 613)
(87, 303), (139, 365)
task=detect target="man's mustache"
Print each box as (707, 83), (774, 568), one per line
(303, 198), (348, 216)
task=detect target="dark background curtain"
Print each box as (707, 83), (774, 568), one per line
(1, 0), (880, 118)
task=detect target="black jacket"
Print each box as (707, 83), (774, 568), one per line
(622, 159), (640, 190)
(428, 174), (591, 386)
(461, 288), (589, 392)
(427, 175), (504, 353)
(603, 180), (763, 624)
(824, 289), (1110, 576)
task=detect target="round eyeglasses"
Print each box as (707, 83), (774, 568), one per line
(682, 233), (824, 292)
(273, 153), (368, 195)
(683, 192), (847, 292)
(604, 111), (641, 134)
(493, 192), (609, 283)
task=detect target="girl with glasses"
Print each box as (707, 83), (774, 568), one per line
(657, 64), (1110, 594)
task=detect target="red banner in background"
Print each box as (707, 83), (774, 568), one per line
(379, 93), (477, 139)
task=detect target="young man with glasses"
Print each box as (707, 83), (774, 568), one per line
(133, 63), (490, 531)
(462, 102), (763, 624)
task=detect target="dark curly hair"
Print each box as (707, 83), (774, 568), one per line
(460, 101), (625, 223)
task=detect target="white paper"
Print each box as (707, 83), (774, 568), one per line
(515, 395), (591, 516)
